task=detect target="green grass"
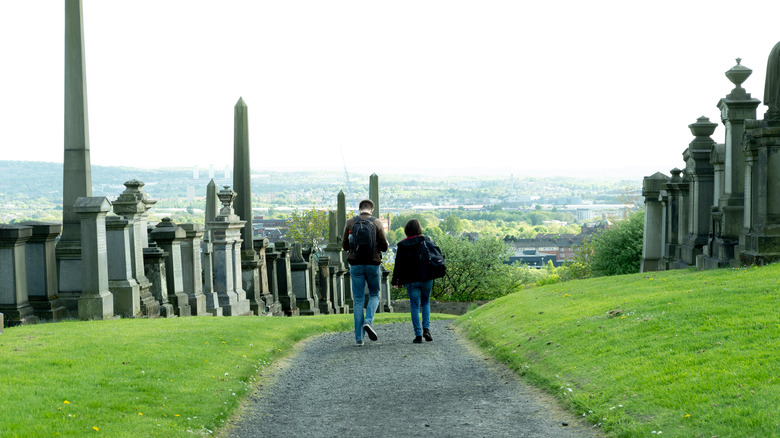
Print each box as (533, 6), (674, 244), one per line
(0, 312), (454, 437)
(455, 264), (780, 437)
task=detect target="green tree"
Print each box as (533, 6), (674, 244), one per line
(441, 214), (463, 236)
(433, 235), (523, 301)
(588, 210), (644, 277)
(286, 206), (329, 252)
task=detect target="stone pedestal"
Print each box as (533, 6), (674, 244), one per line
(290, 243), (318, 315)
(180, 223), (208, 315)
(201, 231), (222, 316)
(253, 237), (278, 316)
(149, 218), (191, 317)
(20, 222), (67, 321)
(241, 249), (267, 316)
(208, 186), (252, 316)
(105, 217), (141, 318)
(380, 265), (393, 313)
(740, 120), (780, 264)
(274, 241), (299, 316)
(142, 245), (176, 317)
(264, 245), (284, 316)
(74, 197), (115, 320)
(640, 173), (668, 272)
(316, 255), (335, 314)
(0, 225), (38, 325)
(679, 117), (716, 266)
(112, 179), (160, 318)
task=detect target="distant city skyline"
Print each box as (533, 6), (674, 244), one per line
(1, 1), (779, 178)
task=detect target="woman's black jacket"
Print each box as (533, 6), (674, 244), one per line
(391, 235), (428, 286)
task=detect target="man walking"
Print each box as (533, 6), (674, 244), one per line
(342, 199), (388, 346)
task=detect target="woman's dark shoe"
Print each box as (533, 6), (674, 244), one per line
(423, 329), (433, 342)
(413, 336), (423, 343)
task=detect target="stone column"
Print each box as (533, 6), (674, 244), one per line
(290, 243), (318, 315)
(329, 264), (346, 313)
(179, 223), (208, 315)
(707, 59), (762, 267)
(640, 173), (668, 272)
(274, 241), (299, 316)
(201, 232), (221, 316)
(57, 0), (94, 316)
(380, 265), (393, 313)
(264, 244), (283, 316)
(105, 216), (141, 318)
(74, 197), (114, 320)
(369, 173), (380, 219)
(142, 245), (175, 317)
(208, 186), (252, 316)
(679, 117), (716, 266)
(323, 210), (350, 310)
(0, 225), (38, 325)
(740, 123), (780, 263)
(253, 237), (278, 315)
(302, 247), (320, 311)
(316, 255), (334, 314)
(112, 180), (160, 318)
(20, 222), (67, 321)
(149, 218), (192, 317)
(337, 190), (347, 243)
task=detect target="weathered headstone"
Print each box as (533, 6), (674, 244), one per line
(290, 243), (319, 315)
(142, 245), (175, 317)
(274, 241), (299, 316)
(253, 237), (278, 315)
(0, 225), (38, 325)
(74, 197), (115, 320)
(105, 216), (141, 318)
(264, 242), (284, 316)
(659, 168), (682, 268)
(57, 0), (93, 316)
(179, 223), (208, 315)
(149, 218), (192, 317)
(680, 116), (716, 267)
(740, 42), (780, 264)
(208, 186), (252, 316)
(112, 180), (160, 317)
(640, 173), (669, 272)
(316, 255), (334, 314)
(380, 265), (393, 313)
(20, 222), (67, 321)
(202, 179), (219, 315)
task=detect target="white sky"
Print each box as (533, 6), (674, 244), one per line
(1, 1), (779, 179)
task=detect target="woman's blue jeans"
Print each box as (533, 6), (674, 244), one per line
(407, 280), (433, 336)
(350, 264), (381, 342)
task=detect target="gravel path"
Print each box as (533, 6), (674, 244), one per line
(224, 319), (604, 438)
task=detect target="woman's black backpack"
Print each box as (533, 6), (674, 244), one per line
(419, 236), (446, 280)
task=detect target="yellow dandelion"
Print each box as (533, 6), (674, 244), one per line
(138, 413), (143, 416)
(63, 400), (71, 404)
(93, 426), (99, 431)
(684, 414), (691, 418)
(175, 414), (180, 417)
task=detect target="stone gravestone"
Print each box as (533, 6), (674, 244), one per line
(316, 255), (334, 314)
(112, 180), (160, 317)
(679, 117), (716, 267)
(264, 243), (283, 316)
(105, 216), (141, 318)
(20, 222), (67, 321)
(74, 197), (115, 320)
(202, 179), (221, 316)
(274, 241), (299, 316)
(290, 243), (319, 315)
(208, 186), (252, 316)
(740, 42), (780, 264)
(56, 0), (93, 317)
(0, 225), (38, 325)
(149, 218), (192, 317)
(179, 223), (208, 315)
(380, 266), (393, 313)
(253, 237), (279, 316)
(640, 173), (669, 272)
(142, 244), (176, 317)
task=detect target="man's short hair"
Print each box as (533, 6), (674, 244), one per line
(359, 199), (374, 212)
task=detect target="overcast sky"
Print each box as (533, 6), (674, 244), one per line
(1, 1), (779, 179)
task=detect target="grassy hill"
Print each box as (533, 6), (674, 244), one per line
(456, 264), (780, 437)
(1, 265), (778, 436)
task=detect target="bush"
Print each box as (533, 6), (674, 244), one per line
(588, 210), (644, 277)
(432, 235), (523, 301)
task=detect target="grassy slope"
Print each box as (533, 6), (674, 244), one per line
(455, 264), (780, 437)
(0, 313), (453, 437)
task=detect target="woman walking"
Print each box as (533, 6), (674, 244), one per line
(391, 219), (435, 343)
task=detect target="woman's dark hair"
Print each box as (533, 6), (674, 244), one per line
(404, 219), (423, 237)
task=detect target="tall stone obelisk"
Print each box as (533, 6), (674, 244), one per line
(233, 97), (253, 253)
(57, 0), (93, 314)
(369, 173), (380, 219)
(233, 98), (263, 315)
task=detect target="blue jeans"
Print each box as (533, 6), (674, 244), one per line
(407, 280), (433, 337)
(350, 264), (381, 341)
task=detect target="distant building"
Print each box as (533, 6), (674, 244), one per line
(508, 249), (557, 268)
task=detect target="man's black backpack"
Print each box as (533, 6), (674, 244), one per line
(350, 216), (377, 259)
(419, 236), (446, 280)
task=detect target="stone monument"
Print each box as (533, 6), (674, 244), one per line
(20, 222), (67, 321)
(105, 216), (141, 318)
(0, 225), (38, 325)
(74, 197), (115, 320)
(149, 218), (192, 317)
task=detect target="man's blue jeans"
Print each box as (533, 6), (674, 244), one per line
(407, 280), (433, 337)
(350, 264), (381, 342)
